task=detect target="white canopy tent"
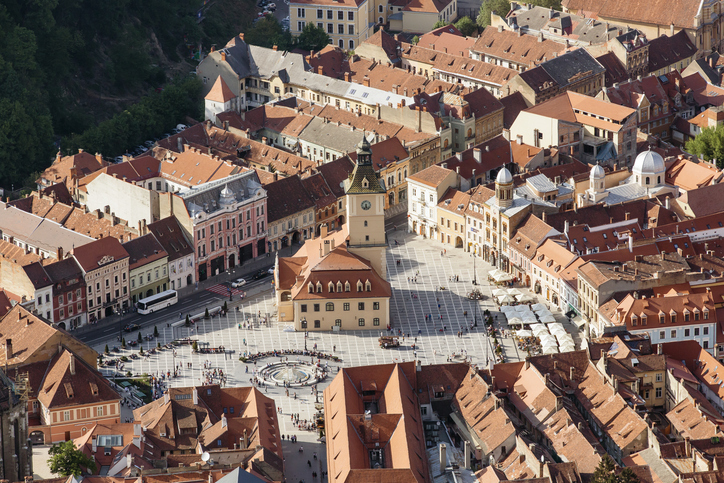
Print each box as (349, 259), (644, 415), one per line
(539, 314), (557, 324)
(531, 303), (547, 312)
(516, 294), (536, 303)
(516, 330), (533, 338)
(507, 288), (523, 296)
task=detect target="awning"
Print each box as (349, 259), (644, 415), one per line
(571, 316), (586, 329)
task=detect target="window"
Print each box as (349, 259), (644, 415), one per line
(373, 318), (380, 326)
(326, 302), (334, 311)
(335, 319), (342, 327)
(695, 327), (700, 336)
(317, 8), (322, 18)
(659, 330), (665, 339)
(348, 11), (354, 20)
(659, 314), (665, 324)
(97, 406), (105, 416)
(327, 9), (332, 18)
(373, 302), (379, 310)
(704, 327), (710, 335)
(314, 303), (320, 312)
(358, 302), (365, 310)
(297, 7), (305, 17)
(670, 313), (676, 324)
(298, 21), (306, 30)
(349, 39), (354, 49)
(301, 304), (307, 312)
(655, 387), (662, 398)
(685, 328), (690, 337)
(338, 10), (343, 19)
(338, 24), (344, 34)
(343, 303), (350, 311)
(671, 329), (677, 338)
(348, 24), (354, 35)
(358, 318), (365, 326)
(328, 23), (333, 33)
(656, 373), (663, 382)
(314, 320), (320, 328)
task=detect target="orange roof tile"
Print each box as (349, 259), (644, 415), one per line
(205, 76), (236, 103)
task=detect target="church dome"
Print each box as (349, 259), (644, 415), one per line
(590, 163), (605, 180)
(495, 167), (513, 184)
(632, 149), (665, 176)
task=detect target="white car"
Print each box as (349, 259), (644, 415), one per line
(267, 267), (275, 275)
(231, 278), (247, 288)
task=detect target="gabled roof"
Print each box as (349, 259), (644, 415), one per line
(122, 233), (168, 270)
(38, 349), (120, 409)
(407, 164), (454, 188)
(561, 0), (701, 30)
(73, 237), (129, 273)
(265, 175), (315, 223)
(147, 217), (193, 262)
(206, 76), (236, 103)
(473, 28), (566, 68)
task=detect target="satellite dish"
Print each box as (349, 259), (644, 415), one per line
(201, 452), (210, 462)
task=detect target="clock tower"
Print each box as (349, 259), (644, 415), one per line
(344, 136), (388, 280)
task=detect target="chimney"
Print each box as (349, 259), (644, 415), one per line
(164, 391), (170, 405)
(95, 153), (103, 163)
(69, 353), (76, 375)
(92, 437), (97, 454)
(344, 72), (351, 82)
(321, 223), (329, 239)
(273, 45), (278, 51)
(516, 134), (523, 145)
(685, 436), (692, 457)
(625, 212), (630, 220)
(5, 339), (11, 359)
(564, 220), (569, 235)
(363, 76), (370, 87)
(57, 246), (64, 260)
(193, 387), (198, 405)
(243, 428), (249, 448)
(240, 33), (245, 41)
(473, 148), (481, 163)
(657, 343), (662, 355)
(220, 51), (226, 62)
(569, 367), (575, 381)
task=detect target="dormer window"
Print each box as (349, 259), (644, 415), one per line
(357, 281), (363, 292)
(345, 281), (351, 292)
(704, 308), (710, 320)
(631, 314), (638, 326)
(337, 281), (343, 292)
(683, 309), (690, 322)
(694, 308), (700, 321)
(365, 280), (372, 292)
(316, 282), (323, 293)
(362, 177), (369, 188)
(641, 314), (647, 325)
(328, 282), (335, 292)
(308, 282), (314, 293)
(659, 313), (665, 324)
(670, 310), (676, 324)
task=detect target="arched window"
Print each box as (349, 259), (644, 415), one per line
(345, 281), (351, 291)
(444, 139), (449, 148)
(645, 177), (650, 185)
(326, 302), (334, 311)
(357, 281), (363, 292)
(337, 281), (343, 292)
(365, 281), (372, 291)
(328, 282), (335, 292)
(467, 128), (472, 137)
(364, 221), (368, 227)
(657, 176), (661, 184)
(316, 282), (323, 293)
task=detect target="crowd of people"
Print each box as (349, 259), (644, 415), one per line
(242, 349), (342, 363)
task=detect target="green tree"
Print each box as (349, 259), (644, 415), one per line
(153, 325), (159, 337)
(455, 16), (478, 37)
(104, 344), (109, 354)
(192, 340), (199, 352)
(121, 337), (126, 348)
(590, 455), (639, 483)
(527, 0), (562, 8)
(185, 314), (191, 327)
(137, 332), (143, 343)
(686, 125), (724, 167)
(295, 23), (330, 51)
(245, 15), (293, 50)
(139, 346), (144, 355)
(477, 0), (511, 28)
(48, 440), (97, 477)
(205, 308), (210, 319)
(411, 35), (420, 44)
(432, 20), (451, 29)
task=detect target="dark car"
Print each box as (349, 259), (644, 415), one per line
(128, 340), (138, 346)
(124, 324), (141, 332)
(253, 269), (270, 280)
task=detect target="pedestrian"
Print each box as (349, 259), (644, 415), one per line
(308, 460), (312, 468)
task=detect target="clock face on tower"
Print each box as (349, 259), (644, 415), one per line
(361, 200), (371, 210)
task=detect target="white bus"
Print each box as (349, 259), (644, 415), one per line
(137, 290), (178, 314)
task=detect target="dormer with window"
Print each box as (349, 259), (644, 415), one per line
(659, 312), (665, 324)
(345, 281), (351, 292)
(641, 314), (647, 325)
(365, 280), (372, 292)
(316, 282), (323, 293)
(328, 282), (335, 293)
(704, 307), (710, 319)
(670, 310), (677, 324)
(694, 308), (700, 320)
(683, 308), (690, 322)
(337, 281), (343, 292)
(308, 282), (314, 293)
(357, 280), (363, 292)
(631, 314), (638, 326)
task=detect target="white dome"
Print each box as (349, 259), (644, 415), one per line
(632, 149), (665, 176)
(496, 167), (513, 184)
(590, 163), (605, 180)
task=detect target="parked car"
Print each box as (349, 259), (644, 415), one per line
(124, 324), (141, 332)
(267, 266), (275, 275)
(231, 278), (247, 288)
(253, 269), (270, 280)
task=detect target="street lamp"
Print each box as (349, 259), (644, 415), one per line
(472, 253), (477, 286)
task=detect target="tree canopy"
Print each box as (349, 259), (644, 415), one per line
(48, 440), (97, 477)
(590, 456), (640, 483)
(686, 125), (724, 167)
(244, 16), (329, 52)
(432, 20), (451, 29)
(477, 0), (511, 28)
(455, 16), (478, 37)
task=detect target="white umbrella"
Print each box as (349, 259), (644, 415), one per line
(498, 295), (516, 304)
(532, 303), (547, 311)
(543, 345), (560, 354)
(507, 317), (524, 326)
(559, 341), (576, 352)
(516, 294), (536, 303)
(539, 333), (557, 343)
(493, 288), (508, 297)
(500, 306), (516, 314)
(530, 323), (547, 332)
(489, 269), (503, 278)
(507, 288), (523, 296)
(549, 327), (568, 337)
(539, 314), (557, 324)
(533, 328), (550, 338)
(494, 272), (513, 283)
(515, 305), (529, 312)
(522, 315), (538, 324)
(535, 309), (554, 317)
(516, 330), (533, 338)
